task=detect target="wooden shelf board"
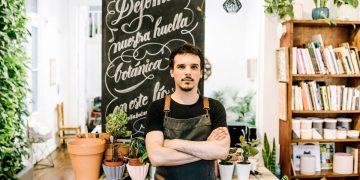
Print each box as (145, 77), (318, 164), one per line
(292, 138), (360, 143)
(292, 74), (360, 78)
(292, 110), (360, 114)
(287, 19), (360, 26)
(292, 170), (358, 179)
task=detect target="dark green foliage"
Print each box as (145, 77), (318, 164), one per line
(0, 0), (30, 179)
(262, 133), (276, 174)
(129, 137), (148, 163)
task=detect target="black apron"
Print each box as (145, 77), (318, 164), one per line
(155, 95), (215, 180)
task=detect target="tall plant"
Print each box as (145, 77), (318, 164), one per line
(262, 133), (276, 174)
(0, 0), (30, 179)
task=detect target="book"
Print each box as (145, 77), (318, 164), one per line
(320, 143), (335, 170)
(346, 146), (358, 173)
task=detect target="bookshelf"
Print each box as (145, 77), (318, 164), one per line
(279, 20), (360, 179)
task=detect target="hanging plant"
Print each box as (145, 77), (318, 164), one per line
(264, 0), (294, 21)
(0, 0), (30, 179)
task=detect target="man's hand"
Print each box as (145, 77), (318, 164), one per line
(207, 127), (228, 141)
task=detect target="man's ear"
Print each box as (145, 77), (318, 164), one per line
(200, 70), (203, 79)
(170, 69), (174, 78)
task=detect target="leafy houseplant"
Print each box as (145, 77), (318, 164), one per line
(264, 0), (294, 21)
(106, 106), (131, 140)
(0, 0), (30, 179)
(262, 133), (276, 175)
(236, 136), (259, 164)
(128, 137), (148, 165)
(105, 106), (131, 161)
(235, 136), (259, 180)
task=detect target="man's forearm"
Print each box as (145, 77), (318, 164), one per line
(165, 138), (230, 160)
(148, 146), (200, 167)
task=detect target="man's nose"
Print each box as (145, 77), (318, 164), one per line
(185, 67), (192, 74)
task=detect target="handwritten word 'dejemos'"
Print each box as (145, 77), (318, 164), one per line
(113, 0), (172, 32)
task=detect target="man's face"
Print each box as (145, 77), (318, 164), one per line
(170, 53), (202, 92)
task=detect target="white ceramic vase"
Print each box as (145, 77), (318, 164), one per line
(126, 163), (149, 180)
(235, 162), (251, 180)
(219, 163), (234, 180)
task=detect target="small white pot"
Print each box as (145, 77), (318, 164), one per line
(235, 162), (251, 180)
(126, 163), (149, 180)
(219, 163), (234, 180)
(337, 4), (359, 20)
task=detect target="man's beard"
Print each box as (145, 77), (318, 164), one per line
(179, 85), (193, 92)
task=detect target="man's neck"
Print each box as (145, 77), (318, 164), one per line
(171, 89), (200, 105)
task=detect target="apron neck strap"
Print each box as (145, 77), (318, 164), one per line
(163, 95), (210, 112)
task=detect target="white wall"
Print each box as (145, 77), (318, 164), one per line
(204, 1), (260, 97)
(28, 0), (69, 161)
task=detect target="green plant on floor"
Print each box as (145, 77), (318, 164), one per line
(0, 0), (30, 179)
(262, 133), (276, 174)
(264, 0), (294, 21)
(334, 0), (359, 8)
(106, 106), (131, 140)
(236, 136), (259, 163)
(129, 137), (148, 163)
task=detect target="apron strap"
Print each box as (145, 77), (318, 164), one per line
(164, 95), (171, 112)
(203, 97), (210, 116)
(163, 95), (210, 115)
(164, 95), (171, 119)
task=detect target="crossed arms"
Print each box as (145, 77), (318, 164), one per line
(145, 127), (230, 167)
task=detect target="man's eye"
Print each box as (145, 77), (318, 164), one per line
(191, 65), (199, 69)
(177, 65), (185, 69)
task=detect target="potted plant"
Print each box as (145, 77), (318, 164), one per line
(264, 0), (294, 21)
(262, 133), (277, 175)
(235, 136), (259, 180)
(312, 0), (329, 20)
(102, 106), (131, 180)
(218, 148), (237, 180)
(105, 106), (131, 161)
(126, 137), (149, 180)
(334, 0), (359, 20)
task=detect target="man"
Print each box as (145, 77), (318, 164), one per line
(145, 44), (230, 180)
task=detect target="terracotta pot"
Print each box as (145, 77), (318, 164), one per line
(104, 160), (124, 167)
(128, 158), (142, 166)
(77, 133), (110, 141)
(105, 143), (130, 161)
(67, 138), (105, 180)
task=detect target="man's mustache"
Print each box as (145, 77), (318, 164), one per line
(181, 77), (194, 81)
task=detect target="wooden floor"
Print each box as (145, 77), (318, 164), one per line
(34, 146), (75, 180)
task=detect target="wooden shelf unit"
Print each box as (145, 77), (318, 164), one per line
(279, 20), (360, 179)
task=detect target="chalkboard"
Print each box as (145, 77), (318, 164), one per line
(102, 0), (205, 137)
